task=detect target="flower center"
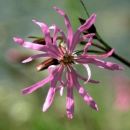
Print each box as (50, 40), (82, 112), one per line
(60, 54), (74, 65)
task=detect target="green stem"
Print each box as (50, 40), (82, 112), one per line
(92, 43), (107, 51)
(96, 34), (130, 67)
(80, 0), (90, 17)
(80, 38), (130, 67)
(96, 32), (112, 49)
(80, 0), (130, 68)
(112, 52), (130, 67)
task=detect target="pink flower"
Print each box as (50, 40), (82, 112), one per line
(13, 7), (123, 119)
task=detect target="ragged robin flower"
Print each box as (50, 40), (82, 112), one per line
(13, 7), (123, 119)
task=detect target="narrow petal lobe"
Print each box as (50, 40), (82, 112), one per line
(42, 87), (56, 112)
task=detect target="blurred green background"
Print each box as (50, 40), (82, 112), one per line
(0, 0), (130, 130)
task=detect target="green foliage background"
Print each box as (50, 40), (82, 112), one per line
(0, 0), (130, 130)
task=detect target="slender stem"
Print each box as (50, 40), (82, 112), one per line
(96, 32), (112, 49)
(95, 34), (130, 67)
(112, 52), (130, 67)
(80, 0), (130, 68)
(79, 0), (111, 50)
(92, 43), (107, 51)
(80, 0), (90, 17)
(78, 39), (130, 67)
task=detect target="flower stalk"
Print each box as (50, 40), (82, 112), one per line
(80, 0), (130, 68)
(13, 5), (123, 119)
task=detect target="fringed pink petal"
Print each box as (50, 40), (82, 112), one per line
(22, 76), (51, 95)
(66, 68), (74, 87)
(70, 14), (96, 52)
(59, 80), (67, 96)
(48, 65), (57, 74)
(13, 37), (60, 58)
(13, 37), (48, 52)
(80, 33), (95, 42)
(22, 65), (63, 95)
(32, 19), (52, 45)
(42, 65), (64, 111)
(50, 66), (64, 89)
(68, 68), (98, 111)
(86, 49), (114, 59)
(48, 45), (61, 58)
(33, 20), (61, 57)
(65, 70), (74, 119)
(66, 87), (74, 119)
(49, 25), (67, 45)
(83, 64), (91, 83)
(83, 37), (93, 54)
(78, 13), (96, 32)
(76, 57), (123, 70)
(51, 65), (64, 81)
(53, 6), (73, 50)
(22, 53), (49, 63)
(55, 85), (64, 96)
(72, 64), (99, 84)
(75, 70), (99, 84)
(42, 87), (56, 112)
(75, 81), (98, 111)
(48, 65), (64, 93)
(58, 80), (68, 96)
(49, 25), (60, 45)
